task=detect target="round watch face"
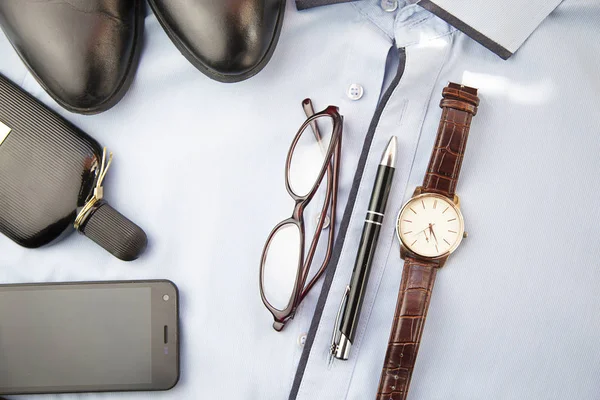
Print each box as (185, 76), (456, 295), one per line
(397, 193), (464, 258)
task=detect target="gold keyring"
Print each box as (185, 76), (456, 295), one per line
(74, 147), (113, 230)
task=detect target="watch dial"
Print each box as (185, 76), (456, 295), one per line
(397, 194), (464, 258)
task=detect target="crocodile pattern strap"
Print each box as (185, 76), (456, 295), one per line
(422, 82), (479, 198)
(376, 258), (437, 400)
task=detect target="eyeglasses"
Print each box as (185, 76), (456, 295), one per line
(259, 99), (343, 331)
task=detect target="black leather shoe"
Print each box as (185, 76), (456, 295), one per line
(0, 0), (144, 115)
(148, 0), (286, 83)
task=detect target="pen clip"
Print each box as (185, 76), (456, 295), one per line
(328, 285), (350, 366)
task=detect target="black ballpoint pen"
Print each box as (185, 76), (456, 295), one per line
(330, 136), (397, 362)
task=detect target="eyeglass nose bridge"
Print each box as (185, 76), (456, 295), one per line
(291, 198), (309, 221)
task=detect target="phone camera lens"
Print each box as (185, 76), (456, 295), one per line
(163, 294), (170, 301)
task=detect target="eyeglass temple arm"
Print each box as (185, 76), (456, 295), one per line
(302, 98), (328, 156)
(301, 98), (332, 224)
(299, 134), (341, 301)
(297, 98), (342, 299)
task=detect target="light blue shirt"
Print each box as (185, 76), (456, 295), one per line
(0, 0), (599, 399)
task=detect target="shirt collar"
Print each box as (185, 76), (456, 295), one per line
(418, 0), (563, 59)
(296, 0), (563, 59)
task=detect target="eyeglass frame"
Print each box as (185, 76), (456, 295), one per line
(259, 100), (343, 331)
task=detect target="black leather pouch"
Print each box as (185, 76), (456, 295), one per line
(0, 74), (146, 261)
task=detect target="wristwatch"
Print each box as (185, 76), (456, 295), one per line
(376, 82), (480, 400)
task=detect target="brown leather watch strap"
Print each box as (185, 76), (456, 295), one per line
(422, 83), (479, 198)
(376, 82), (479, 400)
(376, 258), (437, 400)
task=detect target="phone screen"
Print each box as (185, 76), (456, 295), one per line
(0, 281), (179, 394)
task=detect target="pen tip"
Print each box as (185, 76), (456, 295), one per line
(380, 136), (397, 167)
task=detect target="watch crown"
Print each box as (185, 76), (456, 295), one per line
(463, 231), (468, 239)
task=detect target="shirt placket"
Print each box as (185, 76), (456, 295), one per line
(285, 6), (401, 394)
(293, 5), (456, 399)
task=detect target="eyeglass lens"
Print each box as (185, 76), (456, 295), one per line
(262, 222), (302, 311)
(288, 115), (334, 198)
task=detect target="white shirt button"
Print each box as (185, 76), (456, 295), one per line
(347, 84), (364, 100)
(381, 0), (398, 12)
(298, 333), (307, 347)
(315, 214), (331, 229)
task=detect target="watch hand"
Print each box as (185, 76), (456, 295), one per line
(413, 226), (430, 242)
(414, 224), (435, 236)
(429, 223), (438, 244)
(414, 224), (435, 237)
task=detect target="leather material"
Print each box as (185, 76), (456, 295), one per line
(377, 259), (437, 400)
(148, 0), (286, 83)
(422, 83), (479, 198)
(0, 0), (144, 114)
(377, 83), (479, 399)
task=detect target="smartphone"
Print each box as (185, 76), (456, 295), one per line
(0, 280), (179, 395)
